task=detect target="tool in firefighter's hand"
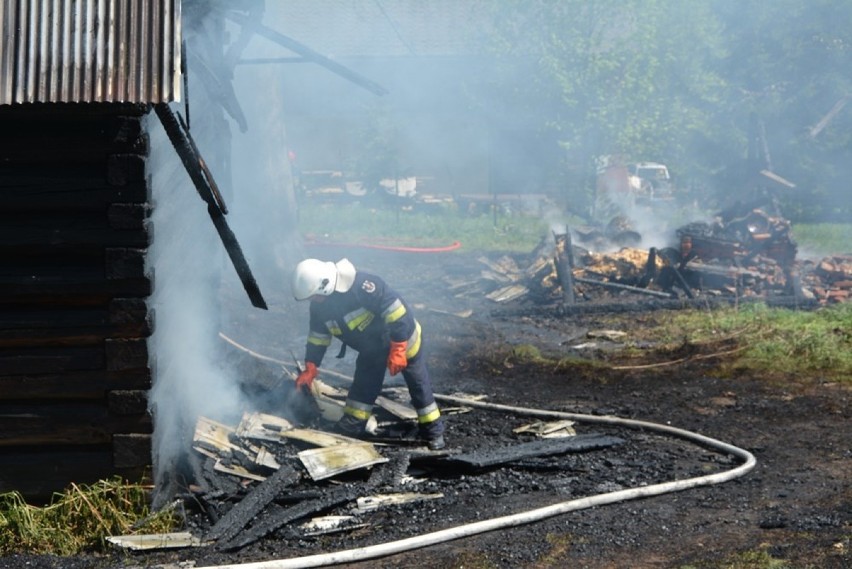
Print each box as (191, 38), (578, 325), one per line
(153, 103), (267, 310)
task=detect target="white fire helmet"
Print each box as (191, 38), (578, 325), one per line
(291, 259), (338, 300)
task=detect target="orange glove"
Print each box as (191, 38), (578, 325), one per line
(387, 341), (408, 375)
(296, 361), (318, 391)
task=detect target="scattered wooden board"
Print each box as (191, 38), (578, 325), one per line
(513, 420), (576, 438)
(353, 492), (444, 514)
(447, 433), (625, 469)
(486, 284), (529, 303)
(300, 515), (367, 536)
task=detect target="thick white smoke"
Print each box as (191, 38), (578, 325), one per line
(144, 4), (301, 493)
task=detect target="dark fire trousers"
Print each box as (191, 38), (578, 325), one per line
(347, 346), (444, 437)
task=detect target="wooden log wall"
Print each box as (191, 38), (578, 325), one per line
(0, 103), (153, 501)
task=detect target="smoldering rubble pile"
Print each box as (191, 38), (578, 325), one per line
(450, 208), (851, 306)
(107, 378), (622, 553)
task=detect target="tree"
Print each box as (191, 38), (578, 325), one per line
(479, 0), (729, 212)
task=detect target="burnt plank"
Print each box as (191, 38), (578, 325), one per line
(0, 445), (148, 501)
(0, 402), (152, 447)
(0, 141), (145, 167)
(0, 175), (148, 212)
(0, 213), (148, 247)
(0, 245), (103, 272)
(217, 483), (362, 551)
(0, 110), (148, 167)
(0, 307), (111, 328)
(113, 434), (152, 468)
(0, 346), (104, 375)
(107, 203), (150, 229)
(105, 339), (149, 371)
(0, 247), (147, 281)
(110, 298), (149, 325)
(0, 299), (148, 331)
(0, 278), (152, 306)
(108, 390), (149, 415)
(0, 328), (148, 349)
(0, 305), (150, 349)
(0, 103), (147, 132)
(204, 465), (300, 542)
(0, 369), (151, 399)
(106, 248), (147, 279)
(106, 154), (147, 187)
(447, 434), (625, 469)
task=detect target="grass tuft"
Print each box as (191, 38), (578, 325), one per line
(298, 201), (553, 252)
(670, 303), (852, 381)
(0, 477), (180, 555)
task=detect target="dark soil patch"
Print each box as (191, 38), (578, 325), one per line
(3, 249), (849, 569)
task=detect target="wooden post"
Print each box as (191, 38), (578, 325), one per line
(553, 231), (576, 305)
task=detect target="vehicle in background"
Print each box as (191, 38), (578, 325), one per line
(627, 161), (674, 201)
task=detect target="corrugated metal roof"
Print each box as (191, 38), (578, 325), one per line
(0, 0), (181, 105)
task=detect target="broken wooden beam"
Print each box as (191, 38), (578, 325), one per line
(204, 464), (300, 543)
(553, 231), (576, 306)
(574, 276), (672, 299)
(446, 433), (624, 469)
(215, 484), (364, 551)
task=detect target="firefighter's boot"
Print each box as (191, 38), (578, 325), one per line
(333, 414), (368, 438)
(418, 420), (446, 451)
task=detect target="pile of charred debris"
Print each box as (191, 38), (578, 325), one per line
(453, 206), (851, 309)
(107, 374), (624, 554)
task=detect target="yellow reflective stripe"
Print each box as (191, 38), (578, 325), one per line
(417, 403), (441, 424)
(382, 299), (406, 323)
(325, 320), (342, 335)
(307, 332), (332, 346)
(405, 320), (422, 358)
(344, 308), (374, 331)
(343, 399), (373, 420)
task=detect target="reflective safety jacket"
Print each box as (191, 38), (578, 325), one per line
(304, 271), (422, 367)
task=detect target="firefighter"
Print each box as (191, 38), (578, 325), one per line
(290, 258), (446, 450)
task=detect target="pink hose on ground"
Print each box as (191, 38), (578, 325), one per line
(304, 240), (462, 253)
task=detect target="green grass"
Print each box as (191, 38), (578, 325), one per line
(297, 201), (554, 252)
(0, 477), (179, 555)
(297, 205), (851, 258)
(670, 302), (852, 381)
(791, 222), (852, 257)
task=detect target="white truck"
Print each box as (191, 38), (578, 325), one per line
(626, 162), (674, 201)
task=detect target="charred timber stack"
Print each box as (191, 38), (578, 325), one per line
(472, 208), (849, 308)
(0, 104), (153, 501)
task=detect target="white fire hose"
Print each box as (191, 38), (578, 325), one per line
(194, 385), (756, 569)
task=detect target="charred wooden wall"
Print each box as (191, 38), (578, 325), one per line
(0, 103), (153, 501)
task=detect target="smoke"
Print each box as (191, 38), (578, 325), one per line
(143, 1), (851, 496)
(145, 109), (250, 489)
(145, 3), (303, 495)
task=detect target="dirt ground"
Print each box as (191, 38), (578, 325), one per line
(3, 247), (850, 569)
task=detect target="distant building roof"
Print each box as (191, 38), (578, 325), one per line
(0, 0), (182, 105)
(258, 0), (489, 58)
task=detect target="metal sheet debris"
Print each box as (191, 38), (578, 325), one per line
(298, 442), (389, 481)
(106, 532), (209, 551)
